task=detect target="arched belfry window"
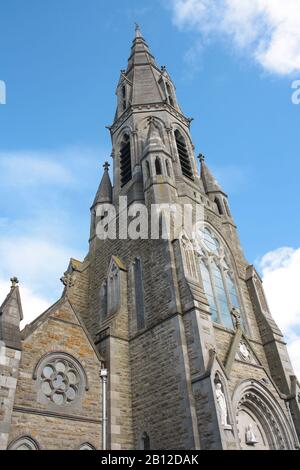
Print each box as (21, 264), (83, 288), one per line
(197, 227), (244, 330)
(120, 133), (132, 187)
(174, 130), (193, 180)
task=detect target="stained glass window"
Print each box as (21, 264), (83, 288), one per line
(198, 227), (243, 330)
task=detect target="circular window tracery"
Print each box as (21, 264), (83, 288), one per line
(34, 352), (88, 408)
(41, 358), (80, 405)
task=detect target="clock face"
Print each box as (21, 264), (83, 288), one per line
(198, 227), (219, 253)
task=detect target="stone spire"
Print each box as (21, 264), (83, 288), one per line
(0, 277), (23, 350)
(199, 154), (225, 195)
(134, 23), (142, 39)
(121, 25), (165, 108)
(91, 161), (113, 207)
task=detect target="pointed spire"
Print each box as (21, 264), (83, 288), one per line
(198, 153), (225, 195)
(0, 278), (23, 349)
(121, 25), (163, 107)
(91, 161), (113, 207)
(135, 23), (142, 39)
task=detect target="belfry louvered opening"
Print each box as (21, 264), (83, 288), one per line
(175, 130), (193, 180)
(120, 133), (132, 187)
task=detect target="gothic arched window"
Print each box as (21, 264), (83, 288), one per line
(197, 227), (243, 329)
(8, 436), (39, 450)
(79, 443), (96, 450)
(174, 130), (193, 180)
(120, 133), (132, 187)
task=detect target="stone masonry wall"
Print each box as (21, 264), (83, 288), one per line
(0, 342), (21, 450)
(8, 301), (102, 450)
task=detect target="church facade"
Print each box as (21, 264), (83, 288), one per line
(1, 26), (300, 450)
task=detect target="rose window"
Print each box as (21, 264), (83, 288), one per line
(41, 359), (80, 405)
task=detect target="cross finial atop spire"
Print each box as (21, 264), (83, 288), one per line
(135, 23), (142, 39)
(103, 161), (110, 171)
(10, 277), (19, 288)
(198, 153), (205, 163)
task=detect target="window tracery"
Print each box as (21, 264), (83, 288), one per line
(197, 227), (243, 329)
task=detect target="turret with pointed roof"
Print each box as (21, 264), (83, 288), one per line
(91, 161), (113, 208)
(0, 277), (23, 350)
(199, 153), (224, 195)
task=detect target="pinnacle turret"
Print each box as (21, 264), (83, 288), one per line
(199, 154), (225, 195)
(0, 278), (23, 350)
(91, 161), (113, 207)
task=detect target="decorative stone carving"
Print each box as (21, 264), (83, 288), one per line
(239, 342), (250, 361)
(231, 307), (241, 330)
(245, 424), (258, 446)
(215, 382), (231, 429)
(107, 262), (120, 315)
(60, 272), (75, 291)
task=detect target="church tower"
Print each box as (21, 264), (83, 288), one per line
(65, 26), (300, 450)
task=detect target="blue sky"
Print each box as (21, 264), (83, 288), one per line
(0, 1), (300, 375)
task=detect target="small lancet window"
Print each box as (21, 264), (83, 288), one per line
(120, 133), (132, 187)
(166, 160), (171, 177)
(145, 160), (151, 178)
(215, 198), (224, 215)
(134, 258), (145, 330)
(141, 432), (150, 450)
(166, 82), (175, 107)
(174, 130), (193, 180)
(155, 157), (162, 175)
(121, 85), (126, 111)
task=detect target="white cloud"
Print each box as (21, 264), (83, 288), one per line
(0, 236), (80, 295)
(0, 146), (101, 327)
(259, 246), (300, 379)
(0, 152), (75, 187)
(0, 235), (83, 327)
(0, 279), (50, 329)
(169, 0), (300, 75)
